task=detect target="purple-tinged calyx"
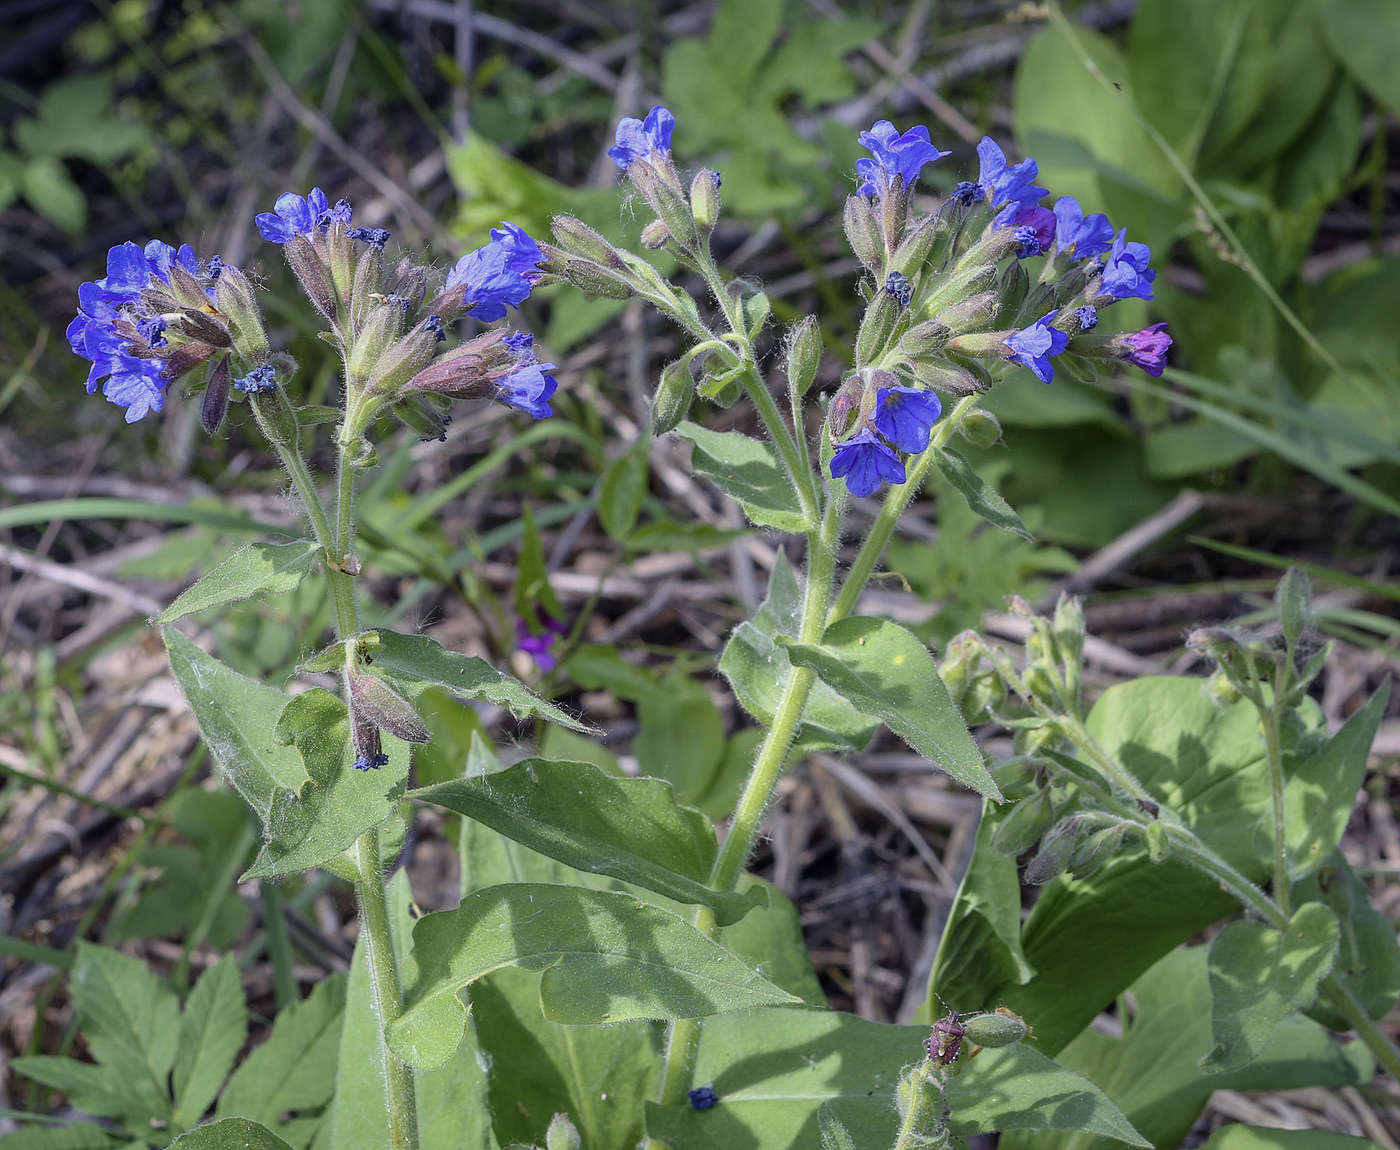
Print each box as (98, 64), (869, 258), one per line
(1004, 310), (1069, 384)
(855, 120), (949, 198)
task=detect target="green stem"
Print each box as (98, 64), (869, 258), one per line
(1323, 975), (1400, 1082)
(1260, 703), (1292, 915)
(893, 1061), (945, 1150)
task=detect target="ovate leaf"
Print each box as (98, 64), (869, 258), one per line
(173, 955), (248, 1127)
(411, 759), (764, 926)
(633, 673), (726, 806)
(156, 541), (319, 624)
(935, 446), (1032, 540)
(389, 883), (800, 1069)
(598, 437), (650, 541)
(673, 421), (813, 533)
(1202, 902), (1339, 1073)
(784, 616), (999, 799)
(1317, 0), (1400, 113)
(169, 1118), (295, 1149)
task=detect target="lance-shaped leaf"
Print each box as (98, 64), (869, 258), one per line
(243, 688), (409, 881)
(1202, 902), (1339, 1074)
(1285, 680), (1389, 879)
(642, 1006), (1148, 1149)
(410, 759), (764, 926)
(388, 883), (800, 1069)
(673, 421), (814, 533)
(156, 540), (319, 624)
(783, 616), (1000, 799)
(363, 629), (589, 732)
(162, 626), (307, 822)
(935, 445), (1032, 539)
(169, 1119), (295, 1149)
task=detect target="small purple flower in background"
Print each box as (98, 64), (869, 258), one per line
(872, 385), (943, 453)
(1100, 229), (1156, 300)
(831, 427), (906, 497)
(1013, 205), (1056, 258)
(1076, 305), (1099, 330)
(516, 608), (567, 671)
(688, 1086), (719, 1112)
(255, 187), (331, 244)
(1052, 197), (1114, 259)
(445, 222), (544, 322)
(1116, 323), (1172, 376)
(1005, 310), (1070, 384)
(976, 137), (1046, 224)
(608, 105), (676, 170)
(497, 361), (559, 419)
(855, 120), (949, 198)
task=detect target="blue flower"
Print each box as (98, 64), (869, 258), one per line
(348, 226), (390, 249)
(255, 188), (331, 244)
(688, 1086), (718, 1112)
(1005, 311), (1070, 384)
(976, 137), (1046, 226)
(885, 270), (912, 307)
(951, 181), (983, 205)
(1075, 305), (1099, 330)
(608, 105), (675, 170)
(144, 240), (198, 283)
(498, 362), (558, 419)
(1100, 229), (1155, 300)
(1117, 323), (1172, 376)
(855, 121), (949, 198)
(830, 428), (906, 497)
(321, 198), (353, 229)
(446, 222), (544, 322)
(872, 385), (943, 453)
(423, 314), (446, 341)
(234, 365), (277, 394)
(353, 751), (390, 772)
(1014, 205), (1056, 258)
(81, 328), (168, 421)
(504, 330), (536, 362)
(1052, 197), (1114, 259)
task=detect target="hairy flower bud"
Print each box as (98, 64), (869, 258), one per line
(391, 396), (452, 442)
(909, 357), (987, 395)
(991, 788), (1054, 857)
(563, 258), (637, 300)
(213, 267), (268, 365)
(652, 358), (695, 435)
(350, 246), (385, 333)
(545, 1113), (581, 1150)
(785, 316), (822, 399)
(922, 263), (997, 316)
(958, 408), (1002, 449)
(551, 216), (628, 268)
(283, 234), (337, 319)
(641, 219), (670, 249)
(1025, 817), (1083, 885)
(1070, 823), (1126, 878)
(370, 324), (445, 395)
(628, 160), (699, 250)
(843, 194), (884, 272)
(201, 357), (231, 435)
(325, 218), (356, 304)
(346, 301), (405, 387)
(890, 212), (951, 279)
(995, 261), (1030, 327)
(933, 291), (1001, 336)
(955, 226), (1021, 270)
(961, 1009), (1029, 1049)
(855, 287), (908, 367)
(398, 329), (515, 399)
(689, 170), (721, 233)
(348, 671), (429, 745)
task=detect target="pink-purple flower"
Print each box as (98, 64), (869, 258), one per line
(1116, 323), (1172, 376)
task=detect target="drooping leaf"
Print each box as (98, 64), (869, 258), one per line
(598, 437), (651, 541)
(173, 956), (248, 1128)
(935, 446), (1032, 540)
(411, 759), (762, 926)
(243, 688), (409, 881)
(389, 883), (800, 1069)
(642, 1007), (1147, 1148)
(673, 422), (813, 533)
(162, 626), (308, 822)
(784, 616), (1000, 799)
(169, 1118), (296, 1149)
(156, 541), (319, 624)
(1202, 902), (1339, 1074)
(364, 629), (588, 731)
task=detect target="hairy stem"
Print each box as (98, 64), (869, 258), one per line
(1260, 702), (1292, 915)
(892, 1061), (946, 1150)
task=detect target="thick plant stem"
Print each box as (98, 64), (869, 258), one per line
(354, 829), (420, 1150)
(1261, 704), (1292, 915)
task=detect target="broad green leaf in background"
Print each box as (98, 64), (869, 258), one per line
(1284, 681), (1389, 879)
(1000, 946), (1370, 1150)
(168, 1119), (295, 1149)
(0, 1125), (129, 1148)
(216, 975), (345, 1147)
(172, 956), (248, 1129)
(784, 616), (1000, 799)
(156, 541), (319, 624)
(1202, 902), (1339, 1074)
(243, 688), (409, 881)
(633, 672), (727, 806)
(643, 1007), (1147, 1149)
(410, 758), (764, 926)
(389, 884), (800, 1069)
(1317, 0), (1400, 114)
(1203, 1126), (1384, 1150)
(19, 155), (87, 233)
(934, 446), (1032, 541)
(598, 436), (650, 542)
(673, 422), (814, 533)
(365, 629), (588, 731)
(162, 627), (308, 822)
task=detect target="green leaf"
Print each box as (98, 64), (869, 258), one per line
(717, 875), (827, 1007)
(935, 446), (1032, 540)
(7, 1058), (139, 1122)
(169, 1118), (296, 1149)
(162, 626), (308, 822)
(1203, 1127), (1384, 1150)
(633, 673), (726, 806)
(673, 422), (813, 533)
(364, 629), (588, 731)
(817, 1105), (856, 1150)
(1285, 681), (1389, 879)
(1000, 945), (1369, 1150)
(243, 688), (409, 880)
(624, 520), (747, 553)
(389, 883), (800, 1069)
(0, 1125), (127, 1149)
(1317, 0), (1400, 113)
(410, 758), (764, 926)
(783, 616), (1000, 799)
(173, 956), (247, 1128)
(642, 1007), (1147, 1148)
(217, 974), (345, 1131)
(20, 156), (86, 233)
(156, 541), (319, 624)
(1202, 902), (1339, 1074)
(598, 437), (650, 541)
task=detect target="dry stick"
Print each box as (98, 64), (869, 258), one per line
(0, 542), (164, 618)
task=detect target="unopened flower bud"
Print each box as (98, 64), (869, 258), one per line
(201, 357), (231, 435)
(1025, 817), (1083, 885)
(391, 396), (451, 442)
(1070, 823), (1126, 878)
(855, 288), (908, 367)
(890, 213), (951, 278)
(628, 161), (699, 250)
(995, 261), (1030, 326)
(961, 1009), (1028, 1049)
(247, 385), (299, 449)
(933, 291), (1000, 336)
(545, 1113), (581, 1150)
(167, 264), (214, 311)
(350, 246), (385, 332)
(826, 373), (867, 439)
(325, 218), (356, 303)
(213, 267), (268, 365)
(785, 316), (822, 399)
(370, 324), (444, 395)
(944, 330), (1016, 359)
(958, 408), (1002, 450)
(689, 170), (721, 233)
(909, 357), (986, 396)
(652, 358), (695, 435)
(346, 301), (405, 387)
(1053, 594), (1085, 671)
(955, 226), (1021, 270)
(563, 259), (637, 300)
(641, 219), (670, 249)
(844, 194), (884, 272)
(922, 263), (997, 316)
(383, 257), (428, 313)
(348, 671), (429, 745)
(550, 216), (628, 268)
(283, 234), (337, 319)
(398, 330), (513, 399)
(991, 788), (1054, 857)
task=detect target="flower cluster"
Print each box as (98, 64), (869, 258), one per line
(830, 373), (944, 498)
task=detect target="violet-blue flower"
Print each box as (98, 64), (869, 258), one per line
(1014, 205), (1056, 258)
(855, 120), (949, 198)
(504, 331), (536, 363)
(976, 137), (1046, 222)
(320, 198), (353, 229)
(1117, 323), (1172, 376)
(497, 361), (558, 419)
(608, 105), (675, 170)
(1076, 305), (1098, 330)
(515, 609), (567, 671)
(885, 270), (912, 308)
(81, 329), (168, 422)
(688, 1086), (718, 1112)
(348, 226), (390, 249)
(872, 385), (943, 453)
(1052, 197), (1114, 259)
(144, 240), (198, 284)
(830, 427), (906, 497)
(1101, 229), (1156, 301)
(1005, 310), (1069, 384)
(234, 365), (277, 394)
(445, 221), (544, 322)
(255, 187), (331, 244)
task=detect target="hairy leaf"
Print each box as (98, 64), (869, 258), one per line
(156, 541), (319, 624)
(673, 422), (813, 533)
(169, 1119), (295, 1149)
(936, 446), (1032, 539)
